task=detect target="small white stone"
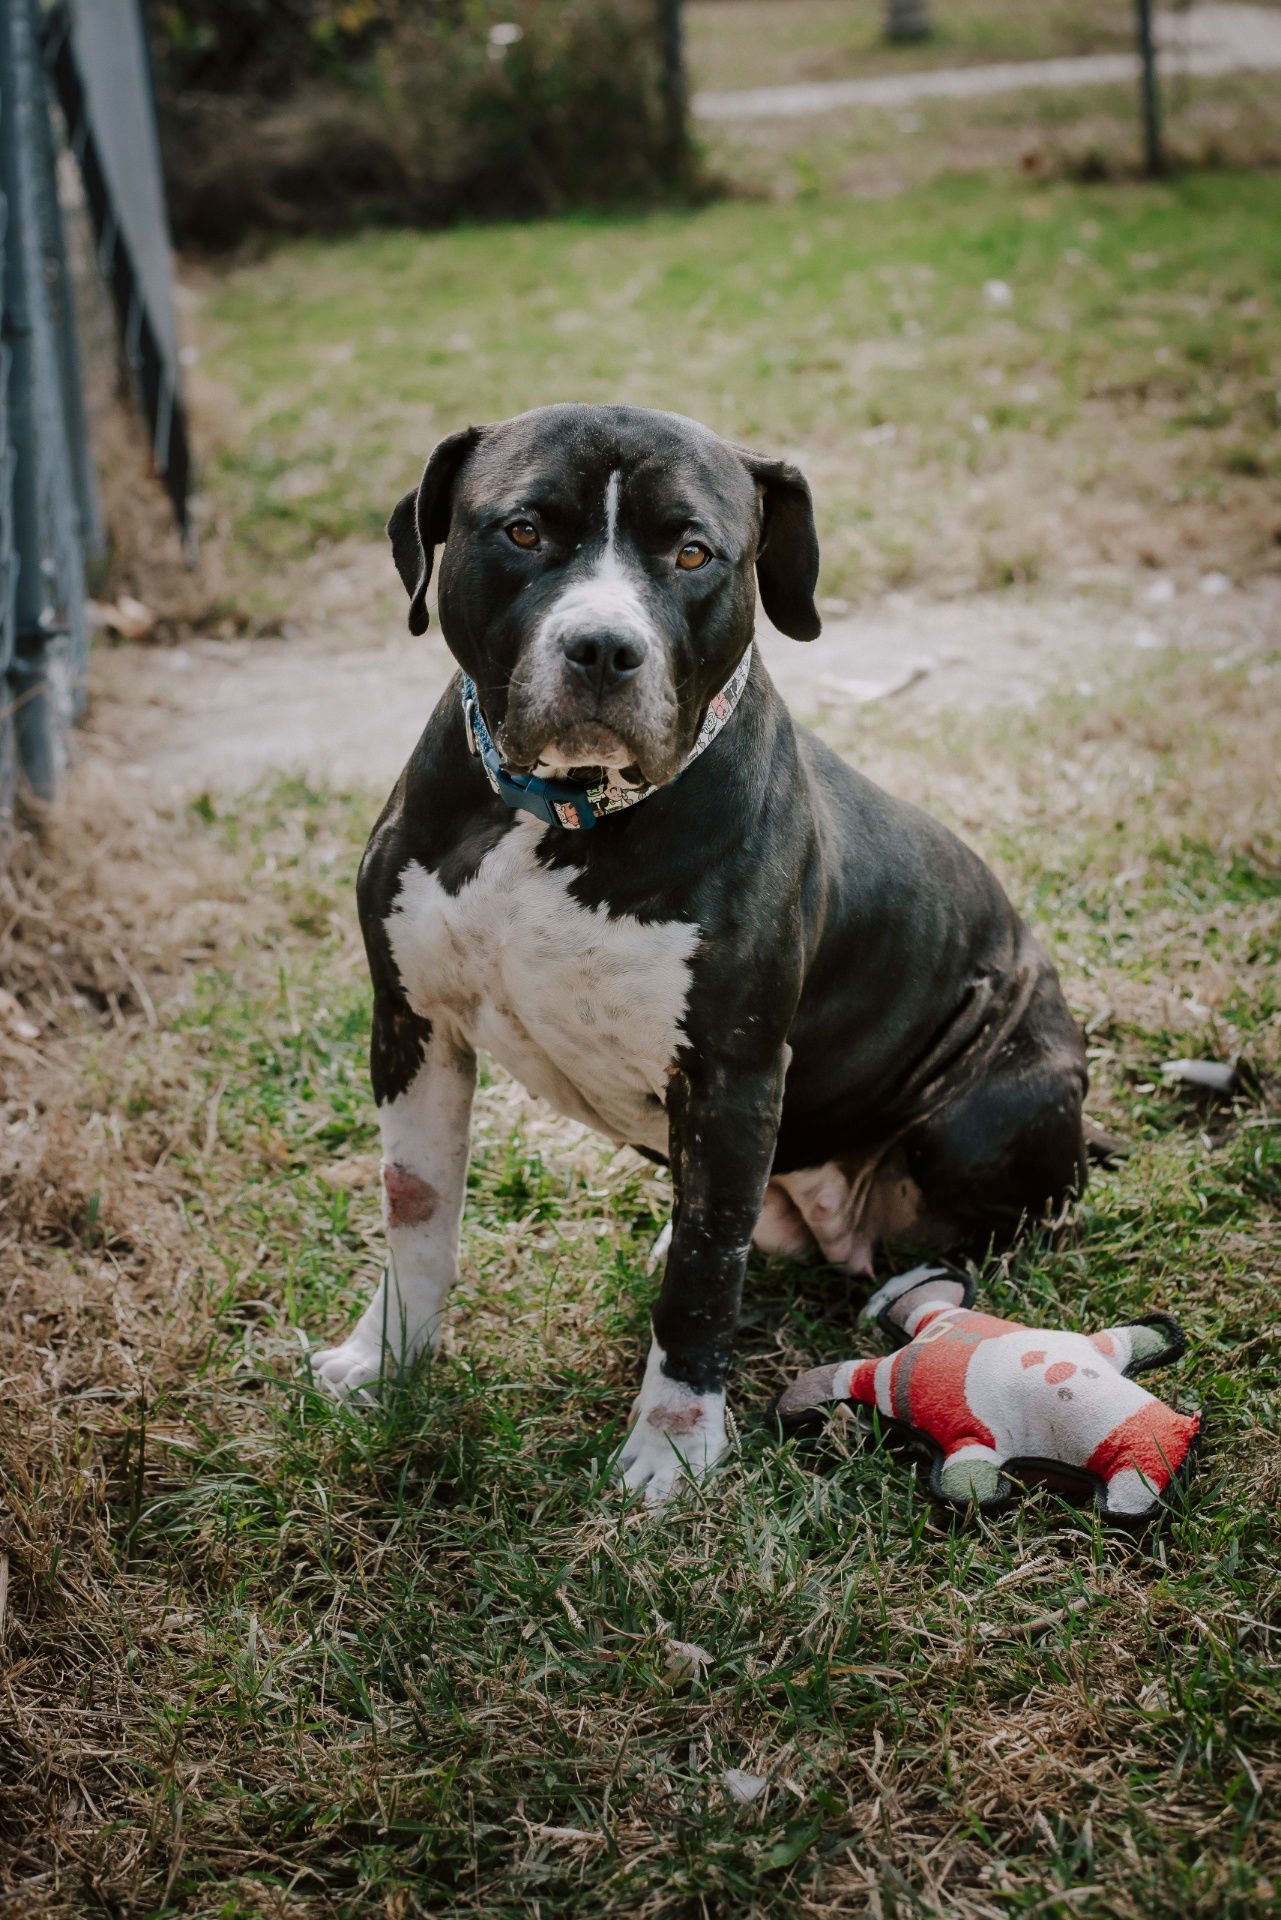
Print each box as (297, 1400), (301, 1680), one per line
(1131, 627), (1163, 650)
(723, 1768), (768, 1805)
(1199, 571), (1231, 597)
(646, 1218), (673, 1273)
(1142, 577), (1176, 605)
(664, 1639), (713, 1679)
(983, 279), (1014, 309)
(1160, 1058), (1236, 1093)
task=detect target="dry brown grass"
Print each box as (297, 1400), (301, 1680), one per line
(1, 801), (189, 1915)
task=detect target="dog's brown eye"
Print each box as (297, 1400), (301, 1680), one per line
(677, 541), (711, 570)
(507, 520), (539, 549)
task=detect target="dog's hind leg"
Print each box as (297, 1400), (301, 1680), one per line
(752, 1179), (816, 1258)
(313, 1001), (476, 1399)
(904, 1045), (1087, 1245)
(772, 1163), (879, 1276)
(769, 1150), (934, 1276)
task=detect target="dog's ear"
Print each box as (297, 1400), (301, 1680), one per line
(387, 424), (485, 635)
(734, 448), (822, 642)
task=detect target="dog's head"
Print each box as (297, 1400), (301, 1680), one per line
(387, 403), (820, 788)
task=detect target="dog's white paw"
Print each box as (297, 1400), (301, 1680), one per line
(310, 1276), (441, 1401)
(311, 1334), (395, 1401)
(616, 1417), (727, 1503)
(614, 1338), (728, 1503)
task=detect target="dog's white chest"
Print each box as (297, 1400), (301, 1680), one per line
(385, 824), (700, 1150)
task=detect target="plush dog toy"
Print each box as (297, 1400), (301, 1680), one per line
(777, 1264), (1200, 1520)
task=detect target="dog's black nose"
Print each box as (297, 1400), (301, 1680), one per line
(561, 630), (646, 695)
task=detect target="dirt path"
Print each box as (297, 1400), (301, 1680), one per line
(87, 557), (1280, 802)
(694, 3), (1281, 121)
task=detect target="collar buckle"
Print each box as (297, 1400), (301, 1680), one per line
(462, 682), (597, 829)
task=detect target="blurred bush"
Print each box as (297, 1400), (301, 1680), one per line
(151, 0), (695, 248)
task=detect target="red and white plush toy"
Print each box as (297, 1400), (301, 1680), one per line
(777, 1265), (1200, 1521)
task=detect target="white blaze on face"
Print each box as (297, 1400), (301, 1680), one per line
(604, 467), (620, 550)
(536, 468), (657, 658)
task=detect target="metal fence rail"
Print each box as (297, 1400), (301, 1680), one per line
(45, 0), (192, 547)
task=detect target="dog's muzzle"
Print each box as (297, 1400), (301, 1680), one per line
(462, 644), (753, 831)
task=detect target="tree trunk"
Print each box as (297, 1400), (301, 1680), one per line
(884, 0), (933, 41)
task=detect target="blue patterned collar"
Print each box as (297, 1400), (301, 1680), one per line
(460, 646), (753, 831)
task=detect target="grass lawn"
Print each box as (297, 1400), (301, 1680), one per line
(2, 162), (1280, 1917)
(194, 171), (1281, 618)
(701, 67), (1281, 213)
(685, 0), (1142, 94)
(684, 1), (1281, 202)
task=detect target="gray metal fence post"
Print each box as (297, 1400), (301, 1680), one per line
(1, 0), (188, 832)
(0, 103), (14, 817)
(657, 0), (688, 180)
(0, 0), (56, 799)
(885, 1), (933, 41)
(1, 0), (90, 805)
(35, 16), (104, 578)
(1135, 0), (1164, 176)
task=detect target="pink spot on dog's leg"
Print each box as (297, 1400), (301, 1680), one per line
(383, 1163), (437, 1227)
(648, 1405), (704, 1436)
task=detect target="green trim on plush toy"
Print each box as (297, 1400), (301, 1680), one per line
(1112, 1312), (1186, 1376)
(938, 1454), (1006, 1506)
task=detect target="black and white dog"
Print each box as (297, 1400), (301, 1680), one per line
(313, 403), (1088, 1500)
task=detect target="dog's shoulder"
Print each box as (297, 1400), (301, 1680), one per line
(794, 720), (1014, 923)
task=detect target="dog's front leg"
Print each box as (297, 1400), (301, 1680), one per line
(617, 1055), (785, 1502)
(314, 1008), (475, 1399)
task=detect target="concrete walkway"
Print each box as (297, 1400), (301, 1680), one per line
(694, 3), (1281, 121)
(87, 564), (1280, 801)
